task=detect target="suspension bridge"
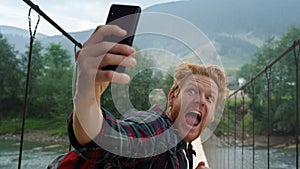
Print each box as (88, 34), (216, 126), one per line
(204, 39), (300, 169)
(17, 0), (300, 168)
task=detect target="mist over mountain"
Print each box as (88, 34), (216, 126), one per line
(1, 0), (300, 69)
(143, 0), (300, 68)
(0, 25), (93, 58)
(146, 0), (300, 37)
(0, 25), (47, 55)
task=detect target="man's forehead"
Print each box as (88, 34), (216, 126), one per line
(186, 75), (216, 84)
(183, 75), (218, 91)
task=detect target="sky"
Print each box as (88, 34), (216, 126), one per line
(1, 0), (182, 36)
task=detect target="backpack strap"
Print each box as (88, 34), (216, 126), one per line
(187, 142), (196, 169)
(47, 154), (65, 169)
(73, 155), (86, 169)
(56, 150), (93, 169)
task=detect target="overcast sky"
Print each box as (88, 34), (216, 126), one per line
(1, 0), (182, 36)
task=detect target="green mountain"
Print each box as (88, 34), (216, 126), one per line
(142, 0), (300, 69)
(1, 0), (300, 70)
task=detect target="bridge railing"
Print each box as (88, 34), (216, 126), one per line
(214, 39), (300, 169)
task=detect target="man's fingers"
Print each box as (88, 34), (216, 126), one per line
(76, 24), (137, 86)
(78, 41), (135, 59)
(108, 42), (136, 56)
(77, 53), (135, 84)
(100, 53), (136, 68)
(100, 25), (127, 37)
(77, 43), (136, 69)
(84, 25), (127, 47)
(96, 71), (131, 84)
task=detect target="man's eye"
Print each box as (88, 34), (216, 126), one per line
(188, 89), (197, 95)
(207, 96), (214, 102)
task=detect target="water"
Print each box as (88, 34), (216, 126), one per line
(0, 140), (298, 169)
(205, 145), (299, 169)
(0, 140), (68, 169)
(226, 147), (297, 169)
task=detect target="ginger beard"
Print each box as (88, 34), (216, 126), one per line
(168, 75), (218, 142)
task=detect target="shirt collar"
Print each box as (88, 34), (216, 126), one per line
(148, 104), (164, 114)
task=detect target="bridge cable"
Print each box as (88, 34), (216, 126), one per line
(18, 7), (40, 169)
(226, 39), (300, 168)
(234, 94), (237, 169)
(293, 40), (300, 169)
(23, 0), (83, 49)
(241, 91), (245, 169)
(222, 111), (225, 168)
(250, 80), (256, 169)
(20, 0), (84, 166)
(226, 99), (230, 169)
(229, 40), (300, 98)
(265, 67), (272, 169)
(219, 119), (223, 169)
(22, 0), (161, 155)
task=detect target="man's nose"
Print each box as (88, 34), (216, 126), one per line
(194, 94), (206, 107)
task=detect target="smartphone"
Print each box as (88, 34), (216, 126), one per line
(102, 4), (141, 73)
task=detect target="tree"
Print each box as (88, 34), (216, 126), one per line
(20, 42), (73, 118)
(101, 50), (173, 117)
(20, 40), (45, 117)
(236, 25), (300, 135)
(20, 40), (45, 81)
(0, 33), (22, 117)
(42, 43), (73, 118)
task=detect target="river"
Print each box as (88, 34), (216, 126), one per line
(205, 144), (299, 169)
(0, 140), (298, 169)
(0, 140), (68, 169)
(219, 147), (298, 169)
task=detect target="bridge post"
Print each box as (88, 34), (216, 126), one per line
(265, 67), (272, 169)
(293, 40), (299, 169)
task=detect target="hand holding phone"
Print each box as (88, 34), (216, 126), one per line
(102, 4), (141, 73)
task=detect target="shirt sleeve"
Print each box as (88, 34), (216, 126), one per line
(68, 108), (181, 164)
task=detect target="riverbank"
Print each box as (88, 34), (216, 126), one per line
(1, 131), (297, 151)
(218, 134), (298, 150)
(0, 131), (69, 146)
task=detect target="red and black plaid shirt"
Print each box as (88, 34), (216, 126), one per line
(68, 105), (189, 169)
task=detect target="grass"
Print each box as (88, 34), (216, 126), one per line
(0, 117), (67, 136)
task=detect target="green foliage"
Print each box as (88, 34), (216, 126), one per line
(20, 41), (46, 117)
(226, 25), (300, 136)
(0, 40), (73, 120)
(0, 118), (67, 136)
(18, 41), (72, 118)
(0, 33), (23, 118)
(42, 43), (73, 119)
(101, 50), (173, 118)
(129, 68), (172, 111)
(0, 39), (73, 136)
(0, 119), (21, 133)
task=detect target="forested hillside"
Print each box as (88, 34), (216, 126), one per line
(1, 0), (299, 70)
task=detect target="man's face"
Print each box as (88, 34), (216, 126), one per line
(168, 74), (218, 142)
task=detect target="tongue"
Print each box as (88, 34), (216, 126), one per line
(186, 113), (199, 126)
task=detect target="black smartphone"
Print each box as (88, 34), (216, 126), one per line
(102, 4), (141, 73)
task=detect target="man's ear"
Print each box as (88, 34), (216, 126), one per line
(168, 89), (175, 107)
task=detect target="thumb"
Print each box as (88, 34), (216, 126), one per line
(195, 161), (210, 169)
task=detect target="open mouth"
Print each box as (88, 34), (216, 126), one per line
(185, 111), (202, 127)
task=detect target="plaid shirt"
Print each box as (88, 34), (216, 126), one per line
(68, 105), (189, 169)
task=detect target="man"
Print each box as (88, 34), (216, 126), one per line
(60, 25), (228, 169)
